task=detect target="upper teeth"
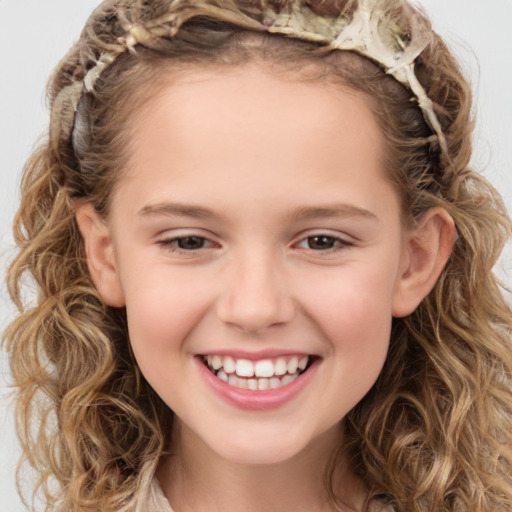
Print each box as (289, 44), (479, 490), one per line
(206, 355), (309, 379)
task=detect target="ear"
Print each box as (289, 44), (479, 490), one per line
(75, 202), (126, 307)
(392, 207), (456, 318)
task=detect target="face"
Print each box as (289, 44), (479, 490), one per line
(92, 65), (413, 465)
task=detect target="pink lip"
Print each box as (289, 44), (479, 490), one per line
(196, 356), (319, 411)
(198, 349), (311, 360)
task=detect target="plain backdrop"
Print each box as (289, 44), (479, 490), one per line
(1, 1), (511, 510)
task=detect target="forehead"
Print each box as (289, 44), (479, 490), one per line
(124, 63), (384, 165)
(110, 63), (396, 221)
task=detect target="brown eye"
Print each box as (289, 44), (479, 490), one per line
(175, 236), (207, 250)
(305, 235), (337, 250)
(158, 234), (218, 255)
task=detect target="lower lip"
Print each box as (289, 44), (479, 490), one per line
(196, 357), (319, 411)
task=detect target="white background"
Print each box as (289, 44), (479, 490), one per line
(1, 1), (511, 510)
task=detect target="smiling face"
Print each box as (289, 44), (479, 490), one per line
(77, 64), (452, 467)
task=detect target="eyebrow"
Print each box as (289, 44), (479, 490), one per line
(138, 202), (220, 219)
(289, 204), (378, 222)
(138, 201), (377, 222)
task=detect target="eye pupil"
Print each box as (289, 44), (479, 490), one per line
(308, 236), (335, 250)
(178, 236), (205, 250)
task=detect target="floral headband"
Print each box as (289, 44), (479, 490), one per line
(50, 0), (449, 165)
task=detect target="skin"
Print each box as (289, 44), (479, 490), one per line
(76, 64), (455, 511)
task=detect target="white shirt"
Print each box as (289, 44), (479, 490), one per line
(144, 479), (174, 512)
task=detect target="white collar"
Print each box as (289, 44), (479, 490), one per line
(140, 478), (174, 512)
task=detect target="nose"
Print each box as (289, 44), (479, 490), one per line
(216, 251), (296, 333)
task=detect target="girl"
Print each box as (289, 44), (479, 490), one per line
(4, 0), (512, 511)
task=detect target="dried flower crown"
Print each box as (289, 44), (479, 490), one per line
(52, 0), (448, 164)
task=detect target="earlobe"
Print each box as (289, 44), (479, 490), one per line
(75, 202), (126, 307)
(392, 207), (456, 318)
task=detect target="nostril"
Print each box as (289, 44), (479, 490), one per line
(217, 297), (296, 334)
(215, 263), (296, 332)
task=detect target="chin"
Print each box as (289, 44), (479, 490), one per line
(215, 441), (306, 466)
(199, 422), (323, 466)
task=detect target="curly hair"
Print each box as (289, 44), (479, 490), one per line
(4, 0), (512, 511)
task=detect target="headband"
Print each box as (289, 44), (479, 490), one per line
(51, 0), (449, 164)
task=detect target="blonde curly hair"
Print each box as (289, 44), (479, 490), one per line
(4, 0), (512, 511)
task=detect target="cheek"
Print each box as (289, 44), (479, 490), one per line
(298, 261), (397, 383)
(303, 261), (397, 336)
(120, 267), (213, 369)
(304, 269), (395, 416)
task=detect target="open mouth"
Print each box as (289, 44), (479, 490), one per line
(200, 354), (315, 391)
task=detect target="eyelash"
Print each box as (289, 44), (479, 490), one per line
(157, 233), (353, 255)
(157, 235), (217, 255)
(295, 234), (353, 252)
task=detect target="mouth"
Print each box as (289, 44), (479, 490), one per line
(200, 354), (315, 391)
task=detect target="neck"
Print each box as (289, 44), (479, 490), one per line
(156, 421), (365, 512)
